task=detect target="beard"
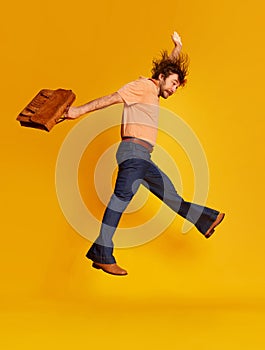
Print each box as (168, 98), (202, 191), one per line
(161, 90), (171, 99)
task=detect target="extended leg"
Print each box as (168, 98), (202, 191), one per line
(143, 160), (220, 235)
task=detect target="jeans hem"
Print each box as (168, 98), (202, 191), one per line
(86, 251), (116, 264)
(198, 211), (220, 235)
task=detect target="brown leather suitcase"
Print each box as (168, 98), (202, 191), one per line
(17, 89), (76, 131)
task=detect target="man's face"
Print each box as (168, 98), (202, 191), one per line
(158, 73), (180, 99)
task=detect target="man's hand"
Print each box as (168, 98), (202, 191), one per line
(65, 106), (82, 119)
(171, 31), (182, 47)
(170, 31), (183, 59)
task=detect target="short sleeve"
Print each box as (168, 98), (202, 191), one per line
(117, 78), (148, 106)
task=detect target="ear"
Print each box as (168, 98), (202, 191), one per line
(158, 73), (165, 81)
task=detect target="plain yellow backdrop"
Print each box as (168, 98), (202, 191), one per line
(1, 0), (265, 349)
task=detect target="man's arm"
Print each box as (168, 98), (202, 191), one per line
(169, 31), (183, 59)
(66, 92), (123, 119)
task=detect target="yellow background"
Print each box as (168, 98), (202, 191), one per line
(1, 0), (265, 348)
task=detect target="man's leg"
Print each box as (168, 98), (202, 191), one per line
(86, 158), (150, 264)
(143, 160), (222, 236)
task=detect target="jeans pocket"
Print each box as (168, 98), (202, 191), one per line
(116, 142), (132, 164)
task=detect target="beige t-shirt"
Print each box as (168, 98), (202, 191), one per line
(117, 77), (160, 145)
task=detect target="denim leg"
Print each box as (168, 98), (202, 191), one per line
(86, 195), (129, 264)
(143, 160), (219, 235)
(86, 157), (150, 264)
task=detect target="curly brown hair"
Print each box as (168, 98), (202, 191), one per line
(151, 50), (189, 86)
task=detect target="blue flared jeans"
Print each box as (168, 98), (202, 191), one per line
(86, 140), (219, 264)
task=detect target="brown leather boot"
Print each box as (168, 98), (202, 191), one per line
(205, 213), (225, 238)
(92, 262), (128, 276)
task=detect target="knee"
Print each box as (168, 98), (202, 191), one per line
(114, 190), (134, 203)
(108, 193), (132, 212)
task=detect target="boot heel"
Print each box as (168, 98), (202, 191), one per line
(92, 262), (101, 269)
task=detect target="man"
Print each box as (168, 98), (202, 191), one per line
(66, 32), (225, 276)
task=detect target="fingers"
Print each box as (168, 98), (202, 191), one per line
(63, 105), (70, 119)
(172, 31), (182, 46)
(63, 106), (75, 119)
